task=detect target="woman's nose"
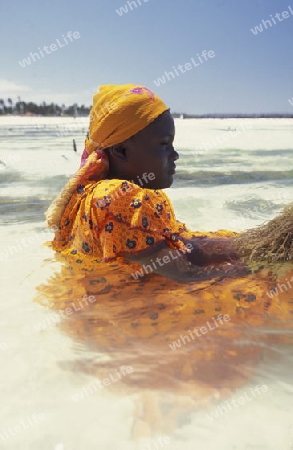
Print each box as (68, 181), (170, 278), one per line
(172, 149), (179, 161)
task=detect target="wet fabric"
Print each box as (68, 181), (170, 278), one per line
(36, 255), (293, 406)
(49, 179), (236, 268)
(38, 181), (293, 437)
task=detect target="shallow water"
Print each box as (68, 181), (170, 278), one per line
(1, 116), (293, 450)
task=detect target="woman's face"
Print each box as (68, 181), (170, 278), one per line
(108, 111), (179, 189)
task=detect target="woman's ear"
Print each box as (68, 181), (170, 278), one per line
(107, 143), (127, 161)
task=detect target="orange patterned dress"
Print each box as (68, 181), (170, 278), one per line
(40, 177), (293, 352)
(37, 179), (293, 434)
(50, 178), (235, 266)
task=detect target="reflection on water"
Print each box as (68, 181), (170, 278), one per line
(2, 117), (293, 448)
(36, 255), (293, 443)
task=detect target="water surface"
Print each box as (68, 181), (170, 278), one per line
(1, 116), (293, 450)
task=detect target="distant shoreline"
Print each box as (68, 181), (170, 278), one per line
(172, 113), (293, 119)
(0, 113), (292, 119)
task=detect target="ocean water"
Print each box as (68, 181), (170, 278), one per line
(0, 116), (293, 450)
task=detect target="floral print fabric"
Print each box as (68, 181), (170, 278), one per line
(51, 179), (197, 266)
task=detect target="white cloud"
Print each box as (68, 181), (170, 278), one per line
(0, 79), (32, 98)
(0, 79), (91, 105)
(25, 91), (91, 106)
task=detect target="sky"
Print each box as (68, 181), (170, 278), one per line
(0, 0), (293, 114)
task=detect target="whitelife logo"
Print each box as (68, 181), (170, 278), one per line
(153, 50), (215, 87)
(131, 243), (193, 280)
(193, 122), (252, 157)
(116, 0), (150, 16)
(206, 385), (269, 421)
(71, 366), (134, 402)
(169, 314), (231, 350)
(228, 191), (290, 230)
(96, 173), (156, 209)
(140, 436), (171, 450)
(0, 226), (59, 261)
(266, 276), (293, 299)
(34, 295), (97, 332)
(18, 31), (81, 68)
(0, 413), (45, 442)
(250, 5), (293, 35)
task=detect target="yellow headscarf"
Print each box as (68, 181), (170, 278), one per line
(45, 84), (169, 229)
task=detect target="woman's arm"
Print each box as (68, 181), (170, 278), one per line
(125, 237), (241, 283)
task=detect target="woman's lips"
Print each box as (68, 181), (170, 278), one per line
(168, 166), (176, 174)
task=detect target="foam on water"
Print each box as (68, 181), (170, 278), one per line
(1, 116), (292, 231)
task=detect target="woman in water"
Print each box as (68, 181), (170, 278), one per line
(41, 84), (292, 437)
(45, 83), (240, 282)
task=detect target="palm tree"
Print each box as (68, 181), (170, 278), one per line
(7, 98), (13, 113)
(0, 99), (4, 114)
(17, 96), (24, 114)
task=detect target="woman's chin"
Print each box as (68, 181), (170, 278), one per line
(145, 174), (174, 190)
(166, 174), (174, 188)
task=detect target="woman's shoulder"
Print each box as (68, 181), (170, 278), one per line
(94, 179), (140, 194)
(92, 179), (168, 202)
(89, 179), (172, 213)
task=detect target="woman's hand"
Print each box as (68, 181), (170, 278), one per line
(185, 236), (239, 267)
